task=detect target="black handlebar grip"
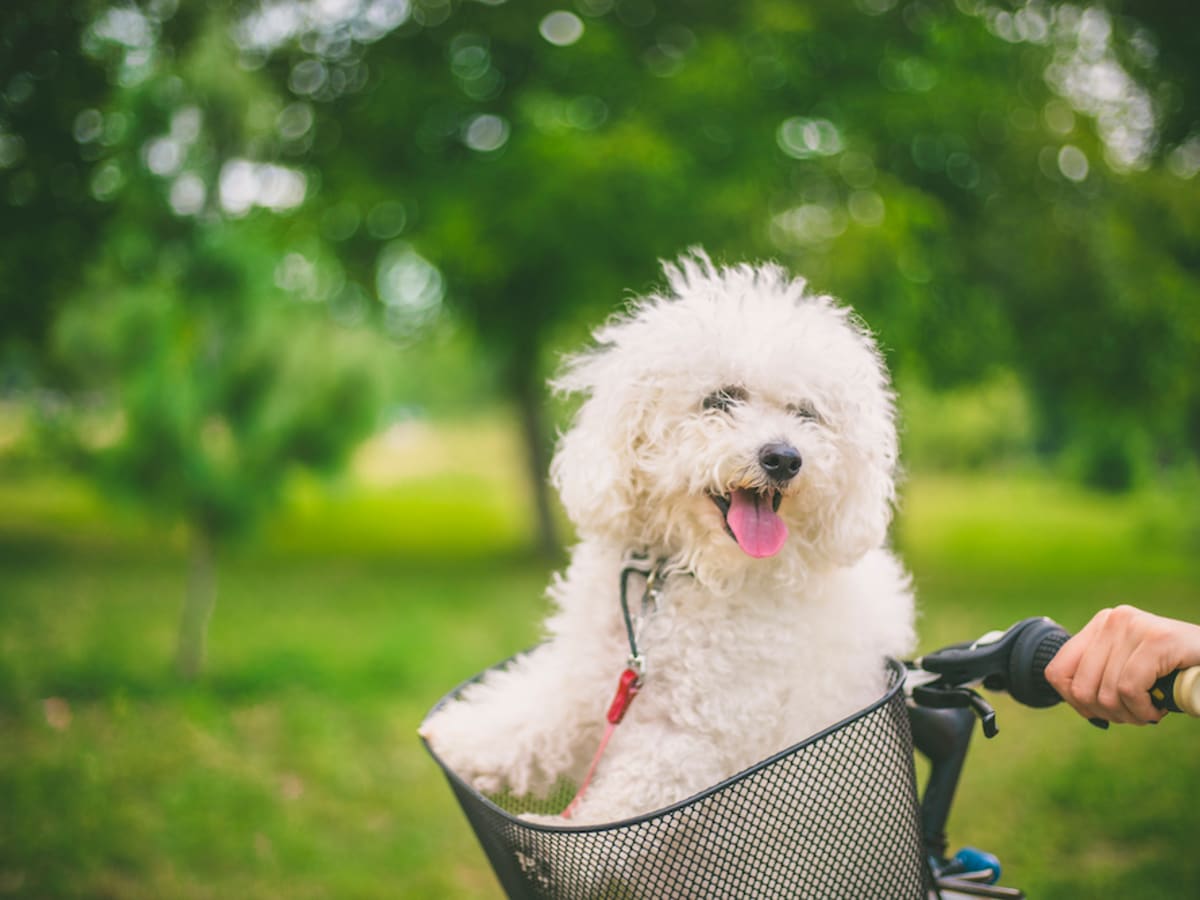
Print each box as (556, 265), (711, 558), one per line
(1005, 618), (1200, 717)
(1150, 668), (1200, 715)
(1007, 619), (1070, 708)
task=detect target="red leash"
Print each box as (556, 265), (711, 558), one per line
(561, 558), (669, 820)
(562, 666), (641, 819)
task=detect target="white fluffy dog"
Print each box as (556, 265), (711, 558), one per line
(421, 252), (915, 827)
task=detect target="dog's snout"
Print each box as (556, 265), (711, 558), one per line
(758, 442), (802, 483)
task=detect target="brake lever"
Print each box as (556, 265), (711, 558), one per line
(917, 624), (1024, 689)
(912, 682), (1000, 738)
(910, 617), (1066, 737)
(911, 617), (1110, 733)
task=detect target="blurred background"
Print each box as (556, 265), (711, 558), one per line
(1, 0), (1198, 896)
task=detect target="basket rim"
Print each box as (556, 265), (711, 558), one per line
(421, 655), (909, 835)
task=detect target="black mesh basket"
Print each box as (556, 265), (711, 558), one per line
(423, 657), (931, 899)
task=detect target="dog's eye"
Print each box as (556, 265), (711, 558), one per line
(787, 402), (821, 423)
(702, 386), (747, 413)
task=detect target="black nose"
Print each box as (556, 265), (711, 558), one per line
(758, 442), (802, 483)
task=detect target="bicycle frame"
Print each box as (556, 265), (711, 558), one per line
(910, 704), (1025, 898)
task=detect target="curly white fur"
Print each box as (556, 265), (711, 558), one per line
(421, 251), (915, 828)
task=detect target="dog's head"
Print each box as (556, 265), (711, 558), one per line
(552, 252), (897, 581)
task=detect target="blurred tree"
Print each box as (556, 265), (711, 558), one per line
(237, 1), (769, 553)
(55, 226), (383, 678)
(232, 0), (1199, 524)
(43, 4), (385, 678)
(7, 0), (1200, 568)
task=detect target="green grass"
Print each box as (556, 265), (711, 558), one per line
(1, 435), (1199, 898)
(0, 555), (546, 900)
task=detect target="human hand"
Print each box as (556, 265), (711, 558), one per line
(1044, 605), (1200, 725)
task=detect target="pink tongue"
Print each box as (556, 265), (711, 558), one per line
(726, 489), (788, 558)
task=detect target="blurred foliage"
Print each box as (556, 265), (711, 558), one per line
(47, 215), (384, 673)
(51, 220), (382, 540)
(3, 2), (390, 526)
(0, 1), (114, 380)
(228, 0), (1200, 506)
(2, 0), (1200, 532)
(898, 369), (1035, 471)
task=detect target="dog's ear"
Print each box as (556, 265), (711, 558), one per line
(821, 434), (897, 566)
(549, 319), (662, 542)
(799, 305), (900, 567)
(814, 375), (899, 567)
(550, 340), (645, 541)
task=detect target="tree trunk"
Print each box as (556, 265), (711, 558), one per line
(510, 359), (561, 558)
(175, 527), (217, 680)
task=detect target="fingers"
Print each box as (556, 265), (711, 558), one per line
(1093, 607), (1156, 723)
(1046, 606), (1169, 726)
(1113, 650), (1167, 724)
(1043, 621), (1089, 696)
(1045, 608), (1110, 720)
(1062, 608), (1132, 722)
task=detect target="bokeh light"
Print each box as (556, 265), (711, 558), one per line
(218, 159), (307, 215)
(462, 113), (510, 152)
(539, 11), (585, 47)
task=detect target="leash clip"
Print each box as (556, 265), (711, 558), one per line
(642, 565), (664, 612)
(619, 555), (669, 681)
(627, 653), (646, 680)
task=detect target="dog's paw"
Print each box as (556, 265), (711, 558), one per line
(430, 741), (512, 795)
(421, 701), (536, 795)
(470, 772), (504, 795)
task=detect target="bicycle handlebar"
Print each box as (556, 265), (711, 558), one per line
(910, 617), (1200, 886)
(1011, 617), (1200, 716)
(914, 616), (1200, 718)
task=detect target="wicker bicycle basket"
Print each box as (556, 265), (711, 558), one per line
(422, 657), (929, 899)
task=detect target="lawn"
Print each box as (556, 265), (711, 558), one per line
(1, 421), (1198, 898)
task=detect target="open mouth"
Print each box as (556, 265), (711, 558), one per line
(709, 488), (788, 559)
